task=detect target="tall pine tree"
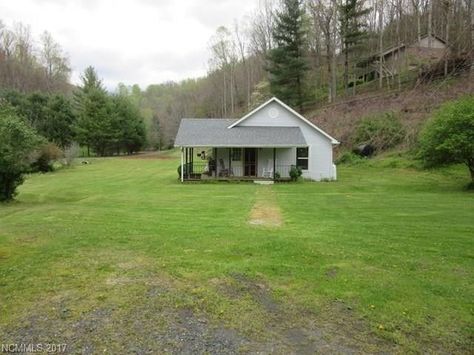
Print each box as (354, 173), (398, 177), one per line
(339, 0), (370, 95)
(266, 0), (309, 112)
(74, 66), (114, 156)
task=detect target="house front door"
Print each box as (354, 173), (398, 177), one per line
(244, 148), (257, 176)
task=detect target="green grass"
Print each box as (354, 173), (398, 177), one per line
(0, 151), (472, 352)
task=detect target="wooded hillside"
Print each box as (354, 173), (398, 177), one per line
(1, 0), (473, 151)
(125, 0), (473, 149)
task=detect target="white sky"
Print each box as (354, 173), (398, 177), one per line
(0, 0), (259, 90)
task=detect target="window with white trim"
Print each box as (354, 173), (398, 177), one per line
(296, 147), (309, 170)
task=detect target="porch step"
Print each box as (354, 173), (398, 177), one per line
(253, 180), (274, 185)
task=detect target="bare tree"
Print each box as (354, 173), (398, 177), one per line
(40, 31), (71, 91)
(411, 0), (422, 43)
(379, 0), (384, 88)
(234, 20), (251, 107)
(249, 0), (276, 56)
(396, 0), (402, 90)
(444, 0), (451, 76)
(209, 26), (239, 117)
(310, 0), (339, 102)
(467, 0), (474, 78)
(428, 0), (433, 47)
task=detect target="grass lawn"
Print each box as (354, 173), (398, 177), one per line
(0, 151), (472, 353)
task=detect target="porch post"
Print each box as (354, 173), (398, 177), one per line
(187, 148), (190, 179)
(180, 147), (184, 182)
(215, 148), (218, 176)
(273, 148), (276, 181)
(228, 148), (232, 176)
(185, 147), (187, 179)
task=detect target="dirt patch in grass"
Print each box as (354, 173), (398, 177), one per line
(120, 151), (175, 160)
(214, 273), (397, 353)
(14, 235), (38, 245)
(1, 268), (397, 354)
(0, 254), (7, 261)
(248, 186), (283, 227)
(1, 287), (249, 354)
(325, 266), (339, 279)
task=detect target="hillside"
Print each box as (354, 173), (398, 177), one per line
(307, 74), (474, 151)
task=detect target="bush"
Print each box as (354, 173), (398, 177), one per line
(289, 165), (302, 181)
(418, 95), (474, 182)
(177, 163), (192, 178)
(354, 112), (405, 152)
(64, 142), (80, 166)
(0, 102), (43, 201)
(336, 151), (365, 165)
(32, 143), (63, 173)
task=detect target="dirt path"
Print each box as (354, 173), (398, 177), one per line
(1, 272), (396, 354)
(248, 186), (283, 227)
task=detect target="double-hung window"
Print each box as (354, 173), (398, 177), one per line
(296, 147), (309, 170)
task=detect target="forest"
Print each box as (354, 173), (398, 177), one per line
(0, 0), (473, 151)
(128, 0), (473, 148)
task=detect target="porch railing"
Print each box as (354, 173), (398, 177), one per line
(182, 162), (294, 180)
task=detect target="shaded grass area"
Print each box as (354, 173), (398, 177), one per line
(0, 151), (472, 353)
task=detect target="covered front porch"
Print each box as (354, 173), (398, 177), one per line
(179, 147), (298, 182)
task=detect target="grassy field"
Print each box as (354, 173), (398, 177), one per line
(0, 151), (472, 353)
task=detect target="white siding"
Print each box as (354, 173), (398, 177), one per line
(257, 148), (272, 177)
(216, 148), (246, 177)
(237, 101), (335, 180)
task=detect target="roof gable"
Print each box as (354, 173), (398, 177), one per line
(228, 97), (339, 144)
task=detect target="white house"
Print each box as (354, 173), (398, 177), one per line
(174, 97), (339, 182)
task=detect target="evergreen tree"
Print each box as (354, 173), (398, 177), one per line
(339, 0), (370, 94)
(1, 90), (76, 148)
(111, 95), (146, 155)
(266, 0), (309, 111)
(44, 95), (76, 148)
(74, 67), (114, 156)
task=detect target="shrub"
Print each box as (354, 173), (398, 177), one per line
(0, 102), (43, 201)
(354, 112), (405, 152)
(177, 163), (192, 178)
(418, 95), (474, 182)
(274, 171), (281, 180)
(32, 143), (63, 173)
(64, 142), (80, 166)
(289, 165), (302, 181)
(336, 151), (365, 165)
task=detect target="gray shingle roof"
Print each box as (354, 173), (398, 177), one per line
(174, 119), (307, 147)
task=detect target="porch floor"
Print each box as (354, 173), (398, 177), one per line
(183, 176), (290, 182)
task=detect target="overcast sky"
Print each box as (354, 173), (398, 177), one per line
(0, 0), (259, 90)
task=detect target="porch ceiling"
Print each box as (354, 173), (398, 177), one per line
(174, 119), (307, 147)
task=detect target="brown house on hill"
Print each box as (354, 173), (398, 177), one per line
(356, 34), (447, 83)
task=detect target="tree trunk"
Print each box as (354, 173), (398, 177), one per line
(417, 7), (421, 43)
(396, 0), (402, 91)
(223, 70), (227, 117)
(297, 74), (303, 112)
(470, 0), (474, 80)
(428, 0), (433, 48)
(352, 63), (357, 95)
(326, 38), (333, 103)
(344, 42), (349, 95)
(444, 0), (451, 77)
(379, 0), (384, 89)
(331, 0), (337, 102)
(230, 65), (234, 116)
